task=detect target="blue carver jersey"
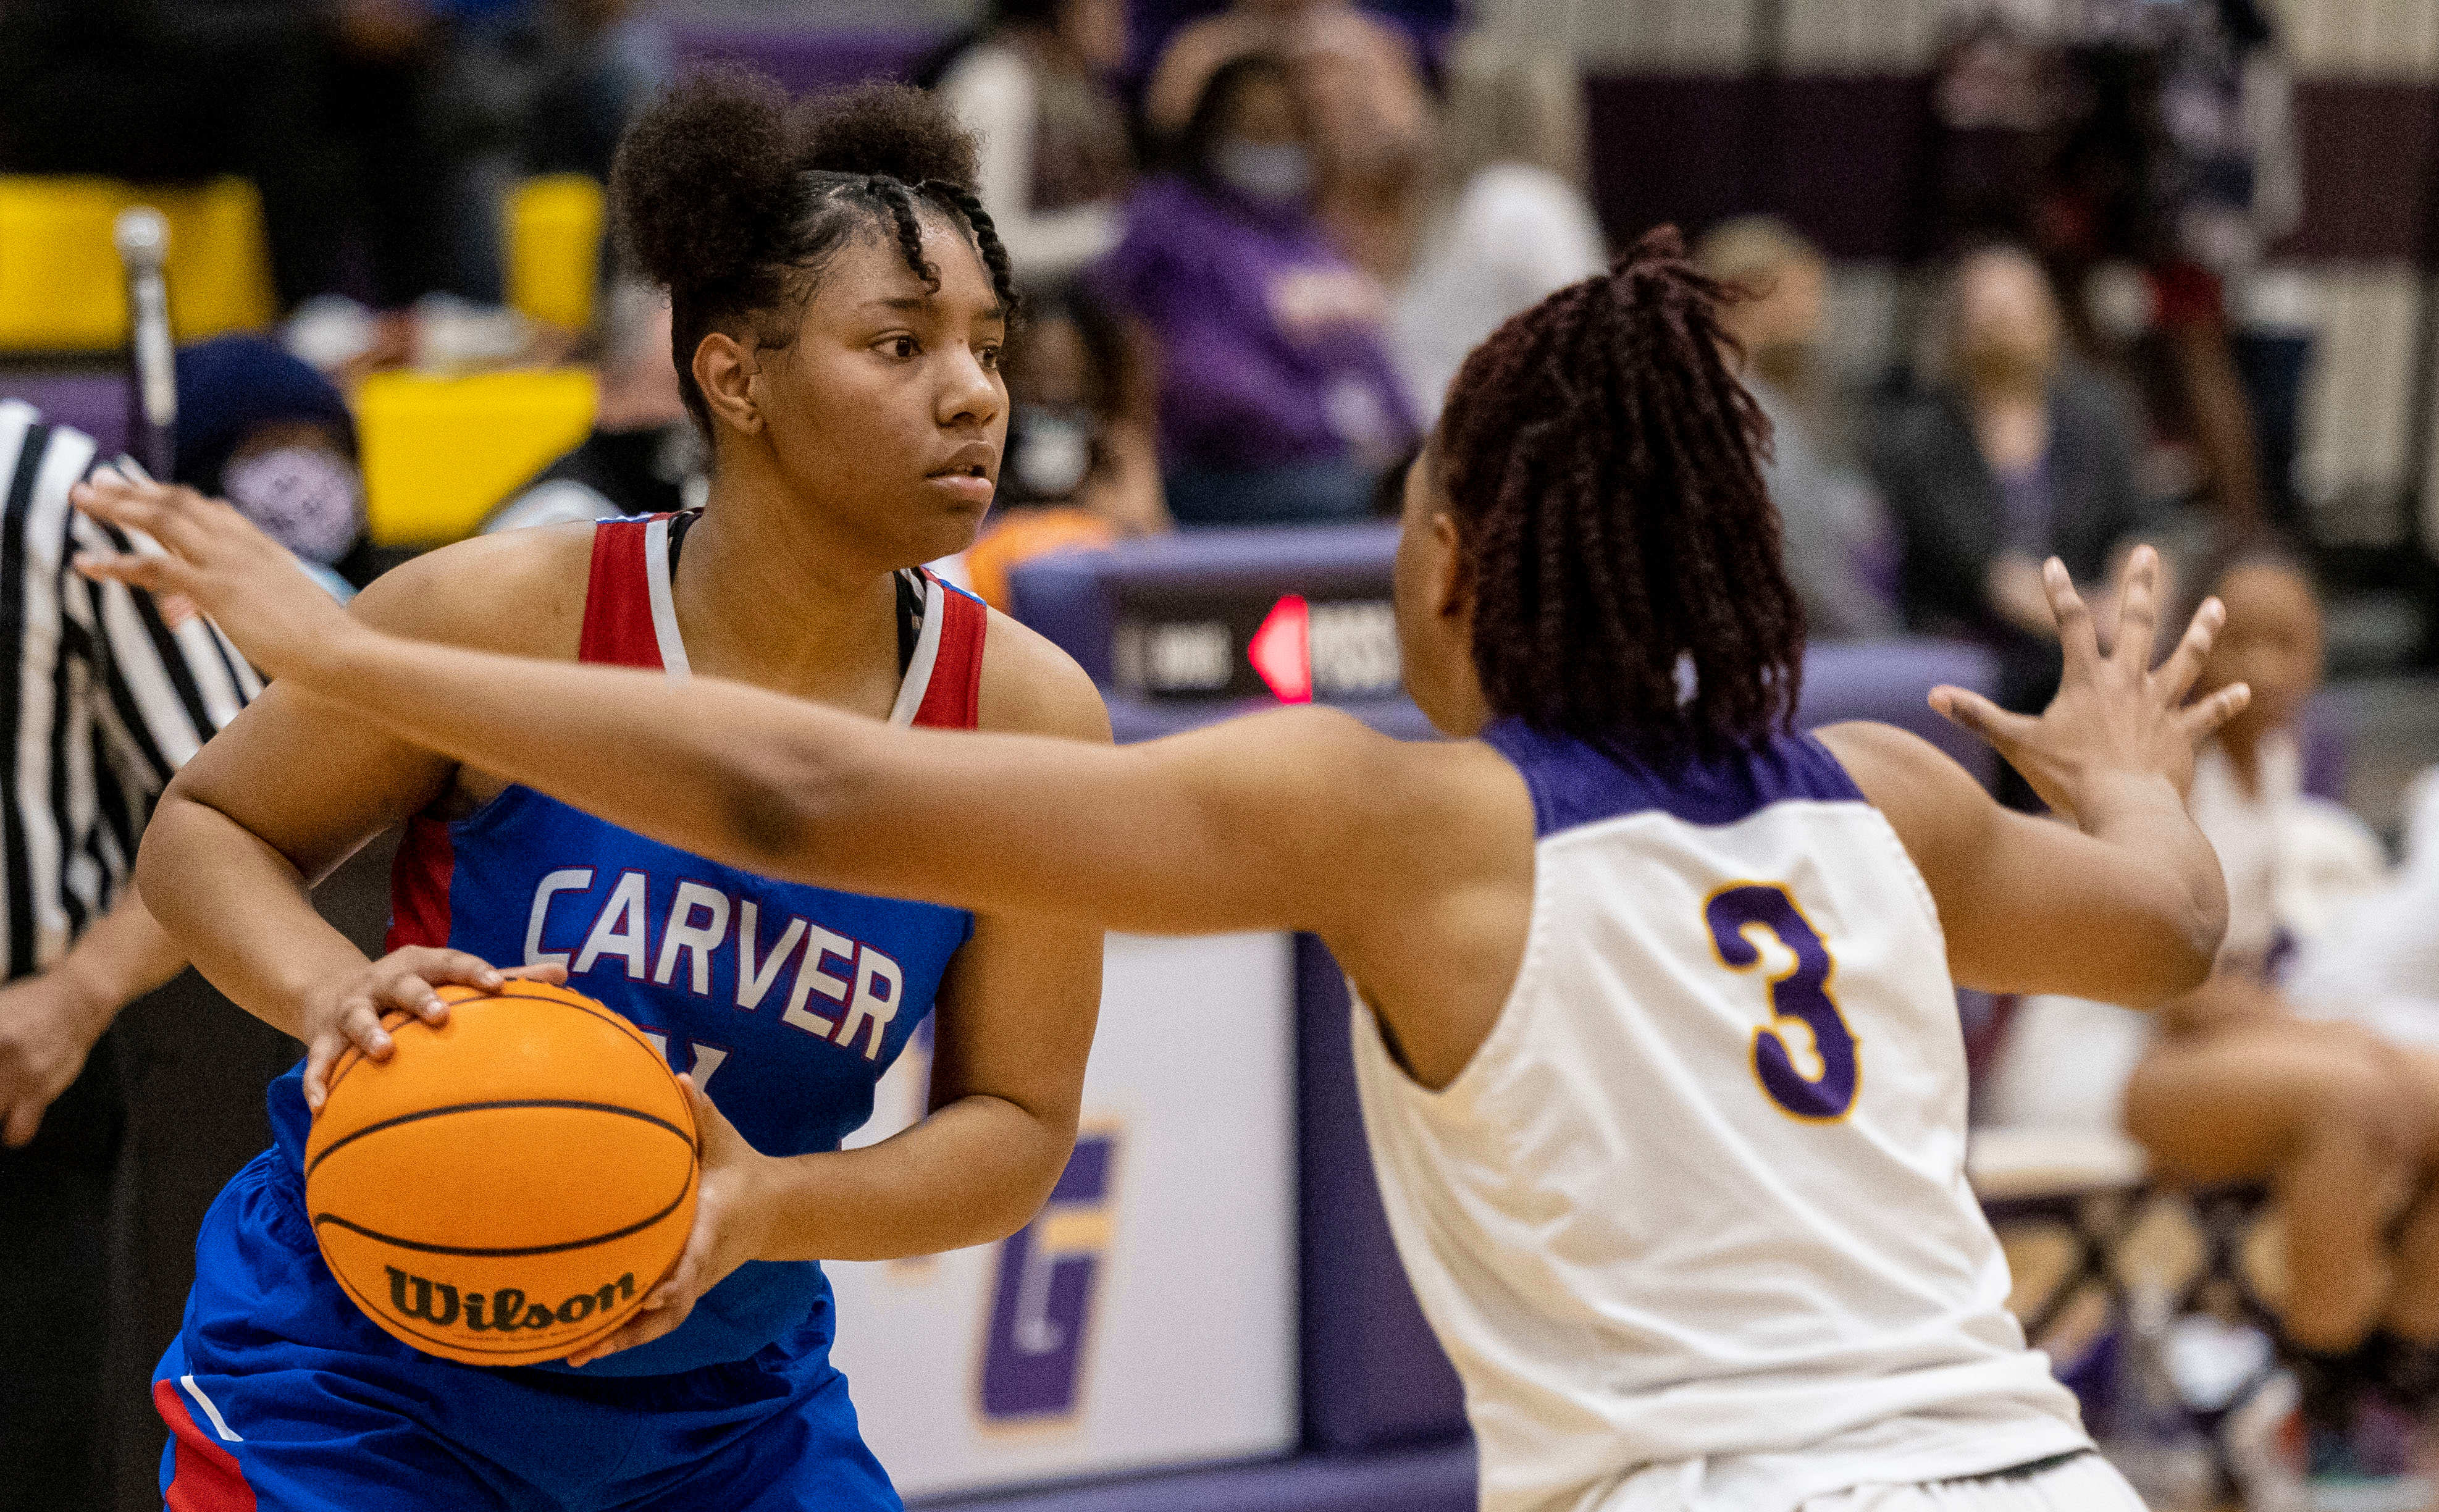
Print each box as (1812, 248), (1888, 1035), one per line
(266, 513), (992, 1376)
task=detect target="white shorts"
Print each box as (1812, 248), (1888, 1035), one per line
(1800, 1454), (2146, 1512)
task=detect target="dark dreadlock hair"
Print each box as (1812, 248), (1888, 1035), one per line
(611, 69), (1021, 434)
(1435, 225), (1805, 758)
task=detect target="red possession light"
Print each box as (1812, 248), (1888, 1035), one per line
(1248, 595), (1312, 704)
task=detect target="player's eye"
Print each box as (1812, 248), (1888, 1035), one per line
(978, 344), (1002, 372)
(878, 334), (918, 360)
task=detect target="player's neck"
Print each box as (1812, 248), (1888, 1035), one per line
(668, 477), (904, 710)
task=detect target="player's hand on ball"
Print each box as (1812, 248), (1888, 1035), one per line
(300, 947), (568, 1112)
(565, 1075), (774, 1368)
(1928, 544), (2251, 822)
(68, 466), (361, 682)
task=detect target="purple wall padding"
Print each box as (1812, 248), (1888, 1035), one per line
(1296, 934), (1470, 1450)
(0, 372), (127, 458)
(665, 25), (939, 93)
(913, 1442), (1476, 1512)
(1007, 523), (1400, 686)
(1796, 639), (2000, 788)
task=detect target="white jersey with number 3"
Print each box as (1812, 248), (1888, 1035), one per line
(1352, 723), (2091, 1512)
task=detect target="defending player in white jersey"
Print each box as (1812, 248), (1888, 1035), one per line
(77, 229), (2246, 1512)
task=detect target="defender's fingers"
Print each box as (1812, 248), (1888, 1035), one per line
(2155, 597), (2226, 704)
(1929, 685), (2035, 750)
(2041, 558), (2101, 666)
(71, 475), (205, 553)
(70, 551), (181, 592)
(2112, 545), (2162, 666)
(498, 962), (567, 986)
(2180, 681), (2252, 743)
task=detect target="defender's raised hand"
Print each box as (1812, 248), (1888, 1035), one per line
(1928, 545), (2251, 823)
(69, 466), (359, 683)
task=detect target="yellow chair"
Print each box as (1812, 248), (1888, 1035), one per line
(358, 368), (598, 546)
(0, 175), (276, 351)
(506, 174), (606, 334)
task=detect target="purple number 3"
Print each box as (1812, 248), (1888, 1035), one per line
(1705, 885), (1859, 1120)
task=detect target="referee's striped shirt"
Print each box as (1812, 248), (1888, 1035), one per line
(0, 400), (259, 981)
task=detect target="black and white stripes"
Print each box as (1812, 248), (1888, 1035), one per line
(0, 400), (258, 980)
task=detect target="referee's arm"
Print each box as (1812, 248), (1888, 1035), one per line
(0, 403), (255, 1144)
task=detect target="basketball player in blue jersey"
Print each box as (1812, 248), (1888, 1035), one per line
(85, 76), (1110, 1511)
(89, 232), (2249, 1511)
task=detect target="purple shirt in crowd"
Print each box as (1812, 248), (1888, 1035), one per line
(1093, 174), (1416, 472)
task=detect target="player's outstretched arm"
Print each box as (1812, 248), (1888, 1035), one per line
(69, 472), (1406, 941)
(1818, 546), (2248, 1009)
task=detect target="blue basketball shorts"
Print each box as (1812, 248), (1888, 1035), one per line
(153, 1151), (900, 1511)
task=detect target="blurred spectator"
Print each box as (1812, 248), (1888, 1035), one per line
(173, 335), (372, 595)
(1868, 245), (2152, 713)
(963, 285), (1169, 609)
(936, 0), (1136, 288)
(484, 280), (704, 533)
(2111, 544), (2437, 1506)
(1094, 54), (1415, 526)
(1145, 0), (1432, 281)
(1388, 37), (1605, 425)
(1694, 217), (1897, 642)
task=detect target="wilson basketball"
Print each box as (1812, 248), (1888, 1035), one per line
(304, 980), (699, 1367)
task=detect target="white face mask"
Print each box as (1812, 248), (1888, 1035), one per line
(1011, 406), (1093, 500)
(221, 445), (363, 565)
(1214, 140), (1314, 206)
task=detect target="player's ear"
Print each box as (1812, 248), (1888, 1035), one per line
(694, 332), (763, 437)
(1429, 510), (1472, 625)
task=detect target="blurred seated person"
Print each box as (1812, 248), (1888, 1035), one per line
(1390, 37), (1606, 426)
(937, 0), (1136, 288)
(963, 286), (1167, 610)
(1868, 245), (2153, 707)
(1693, 217), (1896, 642)
(1144, 0), (1430, 280)
(1094, 54), (1416, 526)
(484, 279), (703, 534)
(1989, 542), (2439, 1502)
(172, 335), (372, 597)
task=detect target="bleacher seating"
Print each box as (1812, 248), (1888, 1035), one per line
(0, 175), (275, 351)
(356, 368), (596, 545)
(506, 175), (607, 334)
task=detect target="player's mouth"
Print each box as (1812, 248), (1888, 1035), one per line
(925, 447), (997, 507)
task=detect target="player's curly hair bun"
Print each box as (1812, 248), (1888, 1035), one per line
(798, 85), (978, 190)
(610, 69), (1011, 430)
(1436, 224), (1805, 757)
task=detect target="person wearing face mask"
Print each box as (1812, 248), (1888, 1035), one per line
(1867, 246), (2155, 746)
(960, 286), (1168, 610)
(1093, 52), (1416, 526)
(172, 335), (372, 600)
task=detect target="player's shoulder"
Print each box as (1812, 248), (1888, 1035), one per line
(973, 600), (1111, 744)
(349, 519), (598, 658)
(1811, 719), (2001, 878)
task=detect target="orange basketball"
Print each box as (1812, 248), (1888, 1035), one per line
(304, 980), (699, 1367)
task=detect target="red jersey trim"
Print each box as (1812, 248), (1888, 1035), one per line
(577, 516), (668, 671)
(155, 1379), (258, 1512)
(384, 816), (456, 954)
(912, 576), (987, 730)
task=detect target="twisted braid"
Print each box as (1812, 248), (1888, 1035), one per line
(1436, 225), (1805, 757)
(870, 175), (938, 294)
(921, 182), (1022, 327)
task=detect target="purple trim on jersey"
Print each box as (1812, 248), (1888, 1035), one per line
(1482, 720), (1865, 839)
